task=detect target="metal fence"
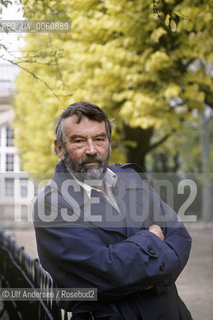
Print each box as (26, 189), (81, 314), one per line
(0, 230), (70, 320)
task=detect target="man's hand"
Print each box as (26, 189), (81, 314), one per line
(148, 224), (164, 241)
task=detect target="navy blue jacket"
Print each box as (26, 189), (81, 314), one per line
(34, 161), (192, 320)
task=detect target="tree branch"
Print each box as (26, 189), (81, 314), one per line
(147, 131), (173, 152)
(0, 55), (61, 100)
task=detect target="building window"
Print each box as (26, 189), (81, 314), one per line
(5, 178), (14, 197)
(20, 179), (28, 198)
(6, 124), (14, 147)
(6, 153), (14, 171)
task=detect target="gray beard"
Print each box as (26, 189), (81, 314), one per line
(63, 149), (110, 181)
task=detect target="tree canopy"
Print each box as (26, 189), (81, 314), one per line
(13, 0), (213, 173)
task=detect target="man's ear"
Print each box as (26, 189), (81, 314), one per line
(54, 139), (65, 160)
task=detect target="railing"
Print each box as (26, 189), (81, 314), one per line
(0, 230), (70, 320)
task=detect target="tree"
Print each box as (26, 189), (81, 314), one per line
(14, 0), (213, 173)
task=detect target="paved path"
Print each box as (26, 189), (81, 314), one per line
(2, 223), (213, 320)
(176, 224), (213, 320)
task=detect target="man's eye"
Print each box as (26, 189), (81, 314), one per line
(75, 140), (84, 143)
(95, 138), (105, 141)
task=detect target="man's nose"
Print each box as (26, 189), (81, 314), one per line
(85, 140), (97, 155)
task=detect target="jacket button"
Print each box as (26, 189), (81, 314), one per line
(147, 247), (156, 255)
(160, 262), (165, 271)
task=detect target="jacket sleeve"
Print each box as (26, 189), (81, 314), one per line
(34, 188), (191, 303)
(144, 182), (192, 291)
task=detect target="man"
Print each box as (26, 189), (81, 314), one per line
(34, 101), (192, 320)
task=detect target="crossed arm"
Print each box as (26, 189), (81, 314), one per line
(34, 174), (192, 303)
(35, 217), (191, 303)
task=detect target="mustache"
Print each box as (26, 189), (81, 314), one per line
(80, 154), (102, 165)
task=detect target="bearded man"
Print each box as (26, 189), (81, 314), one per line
(34, 101), (192, 320)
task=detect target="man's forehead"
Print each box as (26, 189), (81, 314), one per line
(63, 115), (106, 134)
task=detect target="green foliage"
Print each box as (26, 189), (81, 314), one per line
(0, 0), (12, 9)
(14, 0), (213, 173)
(0, 1), (12, 24)
(147, 124), (202, 172)
(147, 112), (213, 173)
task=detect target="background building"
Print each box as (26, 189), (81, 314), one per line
(0, 63), (35, 226)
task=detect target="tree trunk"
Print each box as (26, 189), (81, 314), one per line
(123, 124), (154, 170)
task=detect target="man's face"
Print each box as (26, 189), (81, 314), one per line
(57, 115), (111, 180)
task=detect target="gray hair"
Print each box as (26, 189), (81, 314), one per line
(55, 101), (112, 150)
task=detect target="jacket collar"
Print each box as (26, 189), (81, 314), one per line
(52, 161), (144, 234)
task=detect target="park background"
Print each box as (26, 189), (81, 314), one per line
(0, 0), (213, 319)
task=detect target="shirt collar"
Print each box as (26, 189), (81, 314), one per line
(71, 168), (118, 198)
